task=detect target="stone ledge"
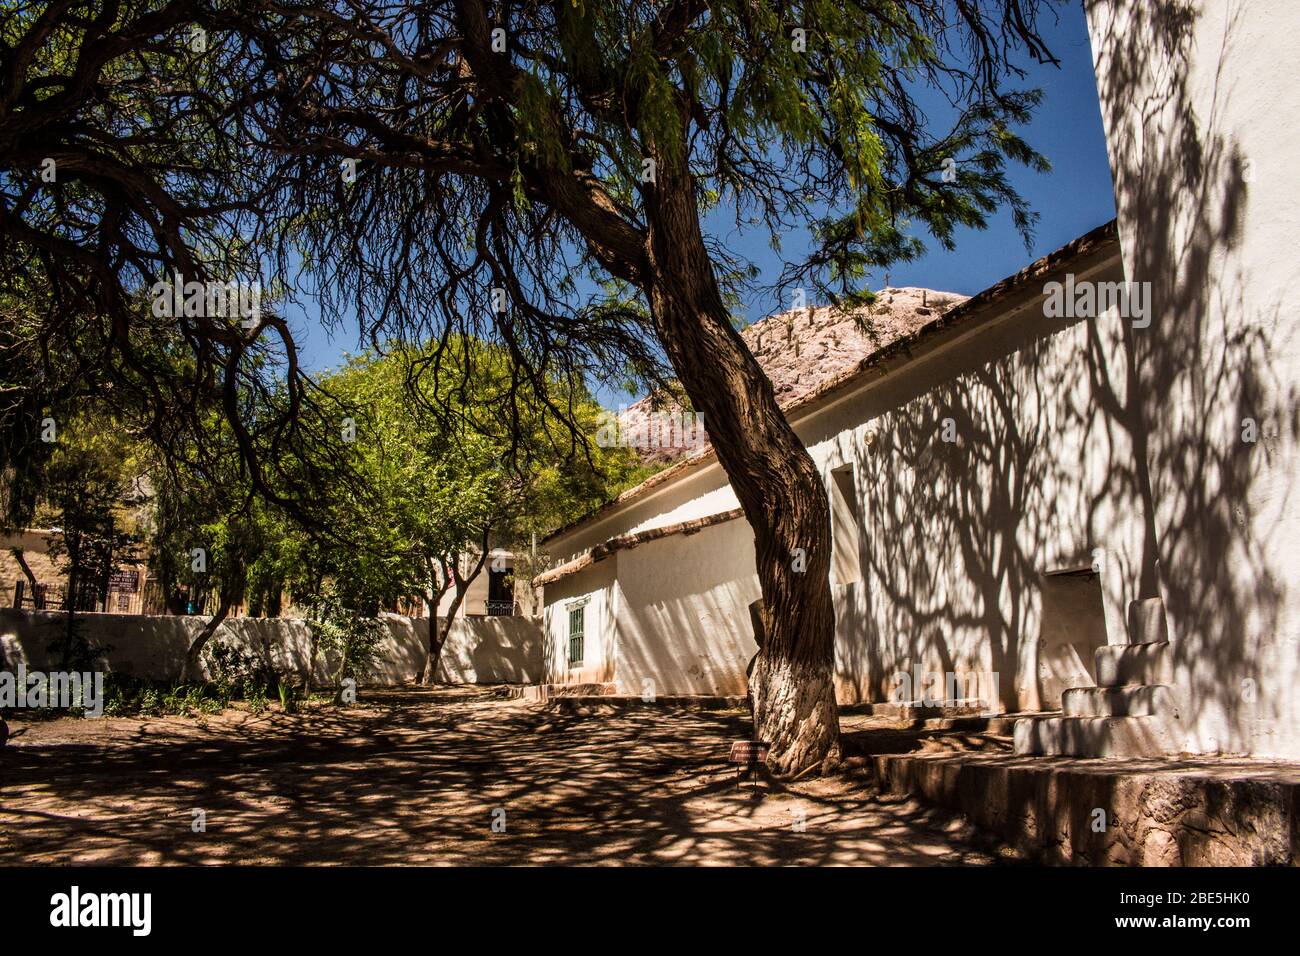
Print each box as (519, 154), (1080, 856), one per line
(538, 694), (747, 713)
(1095, 641), (1173, 687)
(872, 750), (1300, 865)
(508, 682), (618, 701)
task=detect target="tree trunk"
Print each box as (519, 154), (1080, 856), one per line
(181, 590), (235, 682)
(421, 532), (491, 685)
(302, 626), (319, 693)
(62, 535), (81, 669)
(642, 159), (841, 776)
(422, 603), (456, 686)
(419, 579), (450, 685)
(10, 548), (39, 599)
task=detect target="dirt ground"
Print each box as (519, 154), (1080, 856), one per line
(0, 687), (1020, 865)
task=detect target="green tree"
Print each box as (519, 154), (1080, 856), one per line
(3, 0), (1060, 773)
(237, 0), (1058, 772)
(316, 339), (639, 683)
(144, 413), (278, 680)
(34, 411), (141, 667)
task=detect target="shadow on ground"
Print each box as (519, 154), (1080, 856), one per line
(0, 688), (1017, 865)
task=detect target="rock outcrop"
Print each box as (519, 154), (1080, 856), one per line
(614, 288), (967, 465)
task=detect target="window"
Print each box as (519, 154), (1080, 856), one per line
(486, 566), (514, 616)
(830, 464), (862, 584)
(567, 604), (585, 666)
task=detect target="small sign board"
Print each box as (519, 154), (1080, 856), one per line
(109, 571), (140, 593)
(729, 740), (770, 764)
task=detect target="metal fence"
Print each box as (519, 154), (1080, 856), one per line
(12, 578), (159, 616)
(13, 579), (104, 612)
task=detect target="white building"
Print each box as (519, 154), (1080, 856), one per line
(536, 0), (1300, 761)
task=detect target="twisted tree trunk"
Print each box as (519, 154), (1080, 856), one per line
(420, 528), (491, 685)
(446, 0), (841, 774)
(181, 588), (236, 683)
(641, 159), (841, 776)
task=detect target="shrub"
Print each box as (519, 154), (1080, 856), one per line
(204, 641), (276, 700)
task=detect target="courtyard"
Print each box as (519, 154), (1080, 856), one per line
(0, 689), (1017, 866)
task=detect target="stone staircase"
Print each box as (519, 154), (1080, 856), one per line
(1014, 597), (1184, 757)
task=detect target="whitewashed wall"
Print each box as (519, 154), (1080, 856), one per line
(812, 271), (1142, 712)
(544, 250), (1152, 714)
(539, 2), (1300, 757)
(0, 609), (542, 686)
(540, 559), (618, 686)
(614, 518), (760, 697)
(1086, 0), (1300, 757)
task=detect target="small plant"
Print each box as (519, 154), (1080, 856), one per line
(305, 585), (386, 703)
(204, 641), (276, 700)
(137, 685), (161, 717)
(102, 675), (232, 717)
(277, 680), (297, 714)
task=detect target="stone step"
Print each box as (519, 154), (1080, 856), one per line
(1127, 596), (1168, 644)
(1061, 684), (1178, 718)
(513, 682), (617, 701)
(1095, 641), (1172, 687)
(1013, 713), (1182, 757)
(539, 694), (746, 713)
(872, 749), (1299, 864)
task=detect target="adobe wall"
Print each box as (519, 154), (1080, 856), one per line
(0, 609), (542, 687)
(1086, 0), (1300, 756)
(614, 517), (760, 697)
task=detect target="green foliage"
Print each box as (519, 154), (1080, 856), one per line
(305, 584), (387, 690)
(243, 0), (1057, 355)
(103, 677), (229, 718)
(275, 336), (644, 617)
(34, 410), (141, 601)
(203, 641), (277, 700)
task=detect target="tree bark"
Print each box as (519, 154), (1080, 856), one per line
(181, 589), (236, 682)
(421, 529), (491, 685)
(61, 533), (81, 669)
(443, 1), (839, 773)
(642, 159), (841, 776)
(419, 556), (452, 685)
(10, 548), (39, 600)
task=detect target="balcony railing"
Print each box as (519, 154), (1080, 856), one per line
(485, 600), (516, 617)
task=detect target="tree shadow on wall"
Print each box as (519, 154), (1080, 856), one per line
(1086, 0), (1294, 751)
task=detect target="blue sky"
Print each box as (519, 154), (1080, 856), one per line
(287, 1), (1116, 398)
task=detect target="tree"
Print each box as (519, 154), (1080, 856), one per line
(0, 1), (342, 528)
(234, 0), (1058, 773)
(33, 411), (140, 666)
(315, 339), (639, 684)
(3, 1), (1059, 773)
(144, 412), (278, 681)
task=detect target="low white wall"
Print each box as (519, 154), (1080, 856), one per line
(0, 608), (542, 686)
(429, 614), (544, 684)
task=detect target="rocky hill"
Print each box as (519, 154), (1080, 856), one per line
(614, 287), (968, 465)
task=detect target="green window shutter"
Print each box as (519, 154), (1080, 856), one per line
(567, 605), (585, 665)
